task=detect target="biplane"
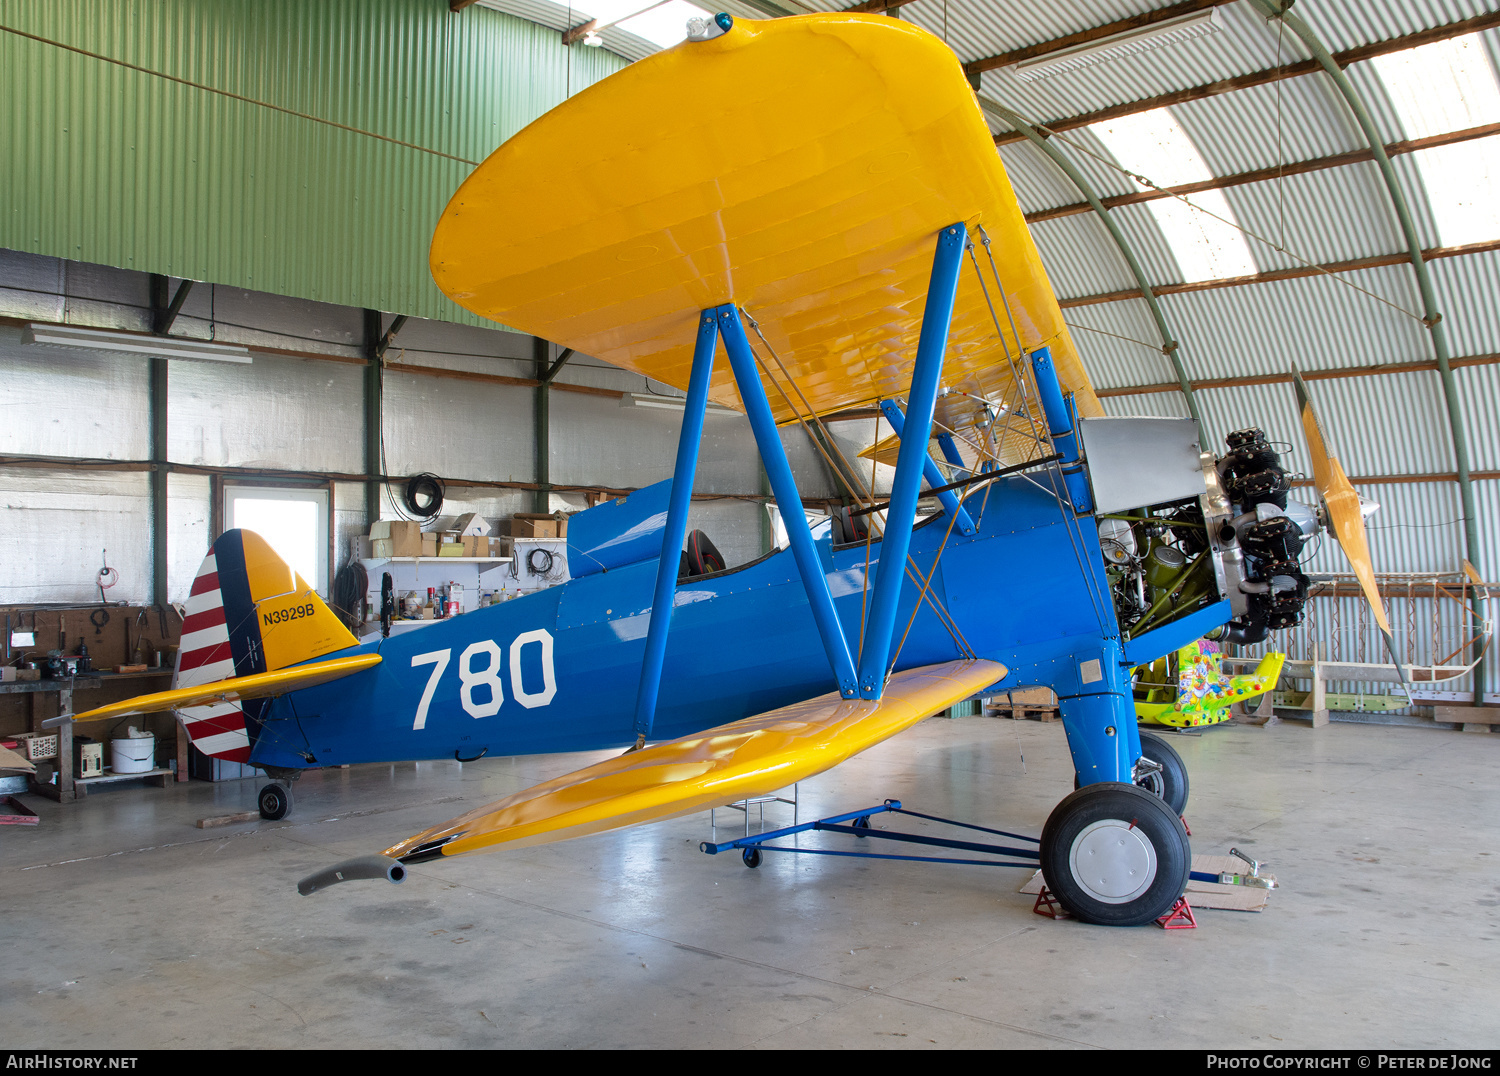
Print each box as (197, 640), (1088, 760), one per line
(57, 12), (1397, 926)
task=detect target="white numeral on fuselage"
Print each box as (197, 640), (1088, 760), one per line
(458, 640), (505, 718)
(410, 629), (556, 730)
(410, 649), (450, 731)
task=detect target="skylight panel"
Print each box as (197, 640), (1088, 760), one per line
(1372, 34), (1500, 245)
(617, 1), (710, 49)
(568, 0), (710, 49)
(1089, 109), (1258, 283)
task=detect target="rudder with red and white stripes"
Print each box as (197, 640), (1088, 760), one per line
(175, 530), (357, 762)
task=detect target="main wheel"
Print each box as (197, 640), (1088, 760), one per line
(258, 782), (293, 821)
(1040, 783), (1189, 927)
(1137, 730), (1189, 816)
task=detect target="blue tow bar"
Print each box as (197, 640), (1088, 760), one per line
(698, 800), (1043, 870)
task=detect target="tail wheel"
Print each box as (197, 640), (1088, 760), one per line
(1040, 783), (1189, 927)
(1136, 731), (1190, 816)
(258, 782), (293, 821)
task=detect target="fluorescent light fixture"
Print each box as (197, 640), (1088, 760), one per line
(23, 323), (252, 364)
(620, 392), (736, 414)
(1012, 9), (1223, 83)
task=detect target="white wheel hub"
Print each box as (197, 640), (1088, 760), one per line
(1068, 819), (1158, 904)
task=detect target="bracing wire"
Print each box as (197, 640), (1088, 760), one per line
(971, 228), (1115, 637)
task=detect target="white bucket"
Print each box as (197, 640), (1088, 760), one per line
(111, 734), (155, 774)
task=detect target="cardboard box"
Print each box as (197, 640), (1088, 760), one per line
(511, 513), (569, 538)
(454, 513), (491, 537)
(438, 542), (465, 557)
(369, 520), (425, 557)
(511, 516), (559, 539)
(422, 534), (438, 557)
(389, 520), (424, 557)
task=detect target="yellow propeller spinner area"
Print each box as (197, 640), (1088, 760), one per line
(428, 13), (1099, 426)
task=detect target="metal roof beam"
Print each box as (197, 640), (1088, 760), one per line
(1025, 122), (1500, 225)
(844, 0), (921, 14)
(991, 10), (1500, 148)
(964, 0), (1238, 77)
(1292, 471), (1500, 487)
(1096, 353), (1500, 398)
(1057, 238), (1500, 308)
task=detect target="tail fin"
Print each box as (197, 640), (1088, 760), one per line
(176, 530), (357, 762)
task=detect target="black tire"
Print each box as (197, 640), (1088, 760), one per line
(742, 847), (762, 868)
(1040, 782), (1190, 927)
(1137, 731), (1189, 816)
(258, 783), (292, 821)
(853, 815), (871, 837)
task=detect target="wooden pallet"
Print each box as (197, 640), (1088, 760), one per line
(986, 688), (1058, 722)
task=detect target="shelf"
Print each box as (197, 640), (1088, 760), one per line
(360, 556), (513, 570)
(74, 766), (175, 794)
(0, 677), (103, 695)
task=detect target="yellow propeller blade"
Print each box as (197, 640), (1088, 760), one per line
(1322, 457), (1391, 638)
(1291, 368), (1402, 680)
(1292, 367), (1332, 496)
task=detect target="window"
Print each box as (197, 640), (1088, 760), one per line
(221, 483), (330, 595)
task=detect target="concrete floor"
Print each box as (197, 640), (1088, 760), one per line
(3, 715), (1497, 1049)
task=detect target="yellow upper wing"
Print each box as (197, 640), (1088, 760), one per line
(429, 14), (1096, 424)
(383, 658), (1004, 860)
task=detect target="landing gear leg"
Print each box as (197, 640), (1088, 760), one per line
(1040, 782), (1189, 926)
(1136, 730), (1189, 815)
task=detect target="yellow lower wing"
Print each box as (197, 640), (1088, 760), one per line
(385, 658), (1005, 861)
(58, 653), (382, 725)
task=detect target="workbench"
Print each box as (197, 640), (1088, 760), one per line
(4, 671), (179, 803)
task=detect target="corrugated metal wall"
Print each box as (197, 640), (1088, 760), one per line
(0, 249), (854, 604)
(0, 0), (626, 325)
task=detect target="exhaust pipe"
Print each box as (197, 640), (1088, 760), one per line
(297, 855), (406, 896)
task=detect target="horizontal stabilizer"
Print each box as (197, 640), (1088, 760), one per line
(381, 658), (1004, 863)
(51, 653), (382, 727)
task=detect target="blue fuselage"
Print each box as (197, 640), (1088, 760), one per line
(255, 475), (1126, 772)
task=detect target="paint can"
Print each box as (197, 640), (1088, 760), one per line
(111, 730), (155, 774)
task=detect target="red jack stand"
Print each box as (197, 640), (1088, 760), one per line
(1157, 896), (1196, 929)
(1033, 885), (1070, 920)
